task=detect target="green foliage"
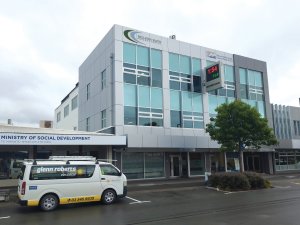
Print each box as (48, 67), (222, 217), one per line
(206, 100), (278, 152)
(208, 172), (250, 191)
(208, 172), (271, 191)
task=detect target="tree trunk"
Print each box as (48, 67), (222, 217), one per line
(239, 150), (244, 173)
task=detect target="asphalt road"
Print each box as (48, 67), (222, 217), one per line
(1, 175), (300, 225)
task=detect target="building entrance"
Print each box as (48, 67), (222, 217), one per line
(170, 155), (181, 177)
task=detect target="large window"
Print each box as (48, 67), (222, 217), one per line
(275, 151), (300, 171)
(124, 84), (163, 127)
(239, 68), (264, 101)
(122, 152), (164, 179)
(123, 43), (162, 88)
(170, 90), (204, 128)
(169, 53), (201, 93)
(189, 153), (205, 175)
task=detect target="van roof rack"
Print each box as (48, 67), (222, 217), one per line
(49, 156), (96, 161)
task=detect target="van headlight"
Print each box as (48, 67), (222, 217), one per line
(123, 180), (127, 186)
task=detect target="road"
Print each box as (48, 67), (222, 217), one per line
(1, 175), (300, 225)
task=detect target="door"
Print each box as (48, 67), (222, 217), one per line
(100, 164), (123, 194)
(170, 156), (181, 177)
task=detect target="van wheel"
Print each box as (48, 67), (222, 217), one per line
(40, 194), (58, 211)
(102, 189), (116, 205)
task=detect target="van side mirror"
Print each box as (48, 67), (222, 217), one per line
(118, 171), (122, 176)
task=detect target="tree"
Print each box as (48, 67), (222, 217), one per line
(206, 100), (278, 172)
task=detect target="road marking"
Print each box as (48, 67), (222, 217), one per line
(0, 216), (10, 220)
(273, 186), (291, 189)
(291, 182), (300, 185)
(126, 196), (151, 204)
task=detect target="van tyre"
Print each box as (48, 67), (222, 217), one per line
(102, 189), (116, 205)
(40, 194), (58, 211)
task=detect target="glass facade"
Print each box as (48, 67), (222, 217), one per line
(275, 151), (300, 171)
(169, 53), (201, 93)
(122, 152), (164, 179)
(189, 153), (205, 175)
(170, 90), (204, 128)
(123, 43), (163, 127)
(208, 64), (236, 117)
(239, 68), (265, 117)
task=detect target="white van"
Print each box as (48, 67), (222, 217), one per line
(9, 160), (23, 179)
(18, 156), (127, 211)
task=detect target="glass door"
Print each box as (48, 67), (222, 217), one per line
(170, 155), (181, 177)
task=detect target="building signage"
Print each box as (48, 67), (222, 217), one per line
(206, 51), (233, 62)
(205, 62), (225, 92)
(0, 133), (126, 146)
(124, 30), (161, 45)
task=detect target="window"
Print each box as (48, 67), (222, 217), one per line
(86, 117), (90, 131)
(100, 165), (120, 176)
(87, 83), (91, 100)
(30, 165), (95, 180)
(56, 112), (61, 122)
(170, 90), (204, 128)
(169, 54), (201, 93)
(123, 43), (136, 64)
(101, 69), (106, 90)
(71, 96), (78, 110)
(64, 105), (69, 118)
(189, 153), (205, 175)
(151, 49), (162, 69)
(101, 109), (106, 129)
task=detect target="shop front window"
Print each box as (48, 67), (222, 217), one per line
(189, 153), (204, 175)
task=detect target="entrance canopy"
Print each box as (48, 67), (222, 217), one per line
(0, 125), (126, 146)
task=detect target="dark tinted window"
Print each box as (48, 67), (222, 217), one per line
(30, 165), (95, 180)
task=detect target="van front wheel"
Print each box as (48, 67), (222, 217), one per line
(102, 189), (116, 205)
(40, 194), (58, 211)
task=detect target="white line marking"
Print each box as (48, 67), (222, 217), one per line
(291, 182), (300, 185)
(274, 186), (291, 189)
(125, 196), (151, 204)
(0, 216), (10, 220)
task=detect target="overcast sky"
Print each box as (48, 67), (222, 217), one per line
(0, 0), (299, 127)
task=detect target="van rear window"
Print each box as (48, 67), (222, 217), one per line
(30, 165), (95, 180)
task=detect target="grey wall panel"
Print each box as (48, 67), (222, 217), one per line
(179, 41), (190, 56)
(171, 136), (185, 148)
(151, 127), (165, 136)
(142, 135), (158, 147)
(114, 105), (124, 126)
(170, 128), (183, 136)
(184, 136), (197, 148)
(123, 126), (138, 135)
(167, 38), (180, 53)
(127, 134), (143, 147)
(196, 136), (210, 148)
(182, 129), (195, 136)
(158, 136), (172, 147)
(190, 44), (201, 58)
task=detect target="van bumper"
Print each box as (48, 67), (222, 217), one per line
(118, 186), (127, 198)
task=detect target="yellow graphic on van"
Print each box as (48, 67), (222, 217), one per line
(60, 195), (101, 204)
(27, 200), (39, 206)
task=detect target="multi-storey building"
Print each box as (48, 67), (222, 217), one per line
(272, 103), (300, 171)
(54, 83), (79, 131)
(76, 25), (275, 179)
